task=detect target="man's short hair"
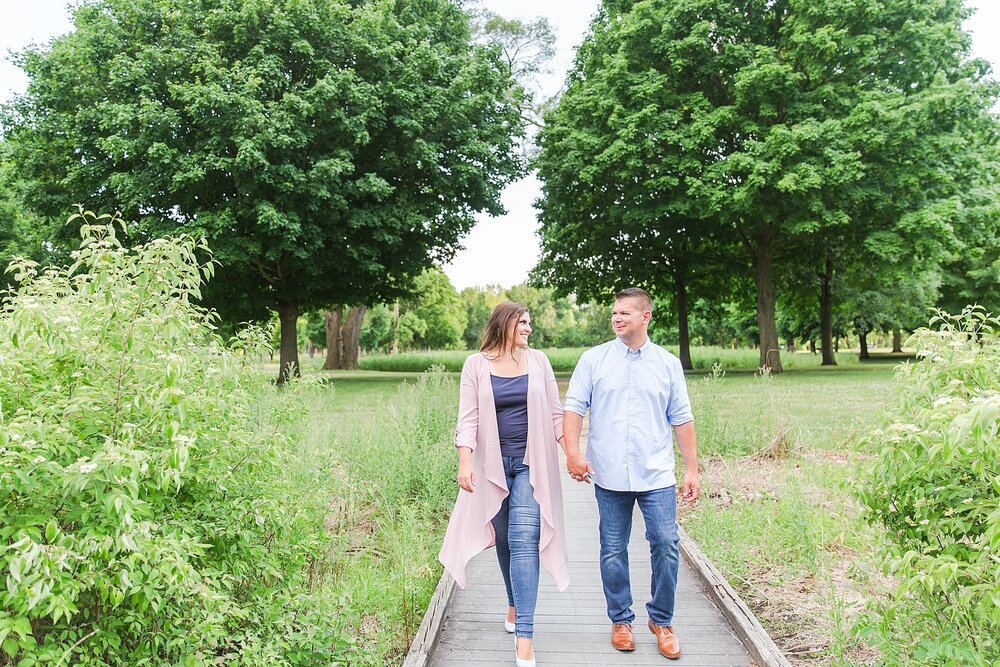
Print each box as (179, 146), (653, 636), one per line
(615, 287), (652, 312)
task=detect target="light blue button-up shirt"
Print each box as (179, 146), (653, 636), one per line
(564, 337), (694, 492)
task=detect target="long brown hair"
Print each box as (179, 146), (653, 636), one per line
(480, 300), (528, 357)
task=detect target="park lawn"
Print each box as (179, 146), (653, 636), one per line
(301, 360), (903, 666)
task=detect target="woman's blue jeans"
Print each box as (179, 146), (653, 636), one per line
(491, 455), (540, 639)
(594, 484), (679, 627)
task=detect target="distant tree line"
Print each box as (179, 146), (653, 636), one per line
(289, 265), (906, 358)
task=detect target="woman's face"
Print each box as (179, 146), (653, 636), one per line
(506, 310), (532, 348)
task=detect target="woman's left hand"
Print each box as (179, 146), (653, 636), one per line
(457, 458), (476, 493)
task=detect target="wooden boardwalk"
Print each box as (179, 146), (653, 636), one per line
(426, 438), (755, 666)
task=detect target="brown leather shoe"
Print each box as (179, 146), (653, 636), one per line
(647, 620), (681, 659)
(611, 623), (635, 651)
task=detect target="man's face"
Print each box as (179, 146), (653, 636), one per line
(611, 297), (651, 339)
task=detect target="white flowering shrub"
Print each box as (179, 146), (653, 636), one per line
(858, 306), (1000, 665)
(0, 214), (355, 665)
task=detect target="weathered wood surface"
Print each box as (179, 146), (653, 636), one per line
(423, 427), (760, 666)
(401, 564), (457, 667)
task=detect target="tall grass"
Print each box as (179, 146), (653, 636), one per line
(292, 369), (459, 665)
(682, 366), (899, 666)
(298, 358), (901, 665)
(358, 346), (862, 373)
(692, 364), (792, 457)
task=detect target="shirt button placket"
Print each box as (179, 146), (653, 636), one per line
(627, 352), (635, 489)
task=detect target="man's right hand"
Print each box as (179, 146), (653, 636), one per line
(566, 450), (594, 484)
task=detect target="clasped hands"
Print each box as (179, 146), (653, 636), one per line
(566, 450), (594, 484)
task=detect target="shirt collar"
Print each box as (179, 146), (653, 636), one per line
(614, 336), (652, 357)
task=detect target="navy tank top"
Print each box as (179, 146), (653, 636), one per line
(490, 373), (528, 458)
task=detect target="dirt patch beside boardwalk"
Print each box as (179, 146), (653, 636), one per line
(681, 455), (885, 666)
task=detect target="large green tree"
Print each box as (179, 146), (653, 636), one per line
(403, 267), (467, 350)
(532, 1), (732, 369)
(2, 0), (525, 382)
(536, 0), (996, 372)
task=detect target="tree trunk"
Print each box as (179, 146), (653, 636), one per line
(752, 229), (782, 372)
(322, 308), (343, 370)
(276, 301), (300, 385)
(859, 331), (870, 360)
(787, 337), (795, 353)
(892, 328), (902, 353)
(819, 258), (836, 366)
(392, 302), (400, 355)
(340, 306), (366, 370)
(674, 267), (693, 371)
(809, 339), (816, 354)
(835, 336), (840, 352)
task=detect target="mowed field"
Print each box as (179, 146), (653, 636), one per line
(304, 357), (902, 665)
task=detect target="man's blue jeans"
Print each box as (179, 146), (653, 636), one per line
(594, 484), (680, 627)
(491, 455), (540, 639)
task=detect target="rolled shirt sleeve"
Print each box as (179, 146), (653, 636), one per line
(666, 357), (694, 426)
(454, 355), (480, 449)
(563, 350), (592, 417)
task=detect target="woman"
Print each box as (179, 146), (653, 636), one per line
(439, 301), (568, 667)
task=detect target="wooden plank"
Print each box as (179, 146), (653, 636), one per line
(678, 527), (791, 667)
(401, 567), (457, 667)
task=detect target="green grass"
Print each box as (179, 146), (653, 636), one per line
(357, 345), (867, 373)
(690, 364), (897, 456)
(280, 370), (458, 665)
(681, 365), (899, 665)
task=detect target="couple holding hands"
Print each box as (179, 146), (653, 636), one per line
(439, 287), (701, 666)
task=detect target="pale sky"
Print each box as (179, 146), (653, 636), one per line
(2, 0), (997, 289)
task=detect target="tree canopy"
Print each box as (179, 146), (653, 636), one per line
(2, 0), (526, 381)
(535, 0), (998, 371)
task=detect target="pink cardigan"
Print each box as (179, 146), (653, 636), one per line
(438, 348), (569, 590)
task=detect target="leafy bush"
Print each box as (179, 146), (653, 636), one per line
(857, 307), (1000, 665)
(0, 214), (358, 665)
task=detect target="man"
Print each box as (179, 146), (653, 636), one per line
(563, 287), (700, 660)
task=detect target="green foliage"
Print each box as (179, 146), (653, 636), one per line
(0, 146), (48, 294)
(2, 0), (526, 378)
(458, 286), (499, 349)
(858, 307), (1000, 664)
(0, 213), (355, 665)
(358, 303), (394, 352)
(404, 268), (467, 351)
